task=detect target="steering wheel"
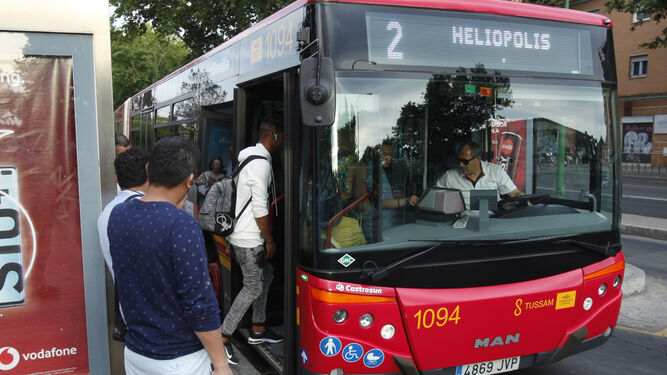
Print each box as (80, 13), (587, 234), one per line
(498, 194), (549, 211)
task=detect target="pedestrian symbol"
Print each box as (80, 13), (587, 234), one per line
(300, 348), (309, 365)
(363, 349), (385, 368)
(319, 336), (342, 357)
(342, 343), (364, 363)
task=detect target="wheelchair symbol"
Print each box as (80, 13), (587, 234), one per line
(342, 343), (363, 363)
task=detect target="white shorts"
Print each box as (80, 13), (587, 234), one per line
(124, 347), (212, 375)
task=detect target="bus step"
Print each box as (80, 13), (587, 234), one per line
(239, 326), (284, 373)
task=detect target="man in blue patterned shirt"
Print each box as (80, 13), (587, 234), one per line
(108, 137), (232, 375)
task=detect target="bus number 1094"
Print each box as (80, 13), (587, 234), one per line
(413, 305), (461, 329)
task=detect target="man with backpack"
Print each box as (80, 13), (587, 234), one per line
(97, 147), (149, 341)
(221, 114), (284, 364)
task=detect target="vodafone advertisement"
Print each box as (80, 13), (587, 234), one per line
(491, 119), (527, 192)
(0, 56), (89, 373)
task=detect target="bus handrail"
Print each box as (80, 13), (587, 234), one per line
(270, 194), (285, 230)
(326, 192), (370, 249)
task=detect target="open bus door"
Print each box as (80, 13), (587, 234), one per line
(220, 71), (300, 374)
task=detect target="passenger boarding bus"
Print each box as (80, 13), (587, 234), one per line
(114, 1), (624, 374)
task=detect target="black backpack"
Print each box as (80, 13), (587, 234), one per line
(198, 155), (267, 236)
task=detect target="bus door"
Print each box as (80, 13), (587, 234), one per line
(226, 71), (300, 373)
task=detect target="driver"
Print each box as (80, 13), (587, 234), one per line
(436, 142), (524, 208)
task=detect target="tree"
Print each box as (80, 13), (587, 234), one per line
(606, 0), (667, 48)
(522, 0), (566, 6)
(524, 0), (667, 49)
(111, 0), (292, 58)
(111, 25), (190, 108)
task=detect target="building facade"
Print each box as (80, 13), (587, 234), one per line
(572, 0), (667, 166)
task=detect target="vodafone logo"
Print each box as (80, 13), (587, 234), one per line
(0, 347), (19, 371)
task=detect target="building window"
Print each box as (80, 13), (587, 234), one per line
(630, 54), (648, 78)
(633, 12), (650, 23)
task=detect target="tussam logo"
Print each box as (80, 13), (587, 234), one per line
(0, 346), (79, 370)
(0, 347), (20, 371)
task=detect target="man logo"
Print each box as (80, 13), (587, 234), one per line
(0, 347), (20, 371)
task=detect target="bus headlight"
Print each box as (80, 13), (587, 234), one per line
(381, 324), (395, 339)
(359, 313), (374, 328)
(333, 309), (348, 324)
(583, 297), (593, 310)
(613, 275), (622, 288)
(598, 283), (607, 296)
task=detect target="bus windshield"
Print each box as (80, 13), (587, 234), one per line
(307, 71), (618, 251)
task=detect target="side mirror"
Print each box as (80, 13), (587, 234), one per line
(300, 57), (335, 126)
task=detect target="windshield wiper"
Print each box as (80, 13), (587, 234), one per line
(363, 235), (620, 283)
(364, 236), (569, 283)
(553, 238), (621, 256)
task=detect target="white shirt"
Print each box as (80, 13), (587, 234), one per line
(227, 143), (272, 248)
(97, 189), (144, 281)
(435, 160), (517, 208)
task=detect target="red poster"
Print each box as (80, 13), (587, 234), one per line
(491, 119), (527, 192)
(0, 57), (89, 373)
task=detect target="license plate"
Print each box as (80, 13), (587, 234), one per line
(456, 357), (520, 375)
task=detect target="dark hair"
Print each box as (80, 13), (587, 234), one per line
(114, 148), (148, 189)
(148, 137), (200, 188)
(258, 113), (283, 140)
(115, 133), (130, 147)
(208, 157), (224, 170)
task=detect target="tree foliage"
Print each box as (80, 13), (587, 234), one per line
(606, 0), (667, 48)
(522, 0), (566, 6)
(111, 0), (292, 58)
(524, 0), (667, 49)
(111, 25), (190, 108)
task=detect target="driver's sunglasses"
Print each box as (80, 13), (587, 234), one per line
(458, 157), (476, 165)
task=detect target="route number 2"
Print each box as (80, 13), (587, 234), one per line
(386, 21), (403, 59)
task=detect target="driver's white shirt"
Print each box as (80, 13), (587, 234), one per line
(435, 160), (517, 208)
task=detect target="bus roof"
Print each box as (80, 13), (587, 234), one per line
(312, 0), (612, 27)
(126, 0), (610, 102)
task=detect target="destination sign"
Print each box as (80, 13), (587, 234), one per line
(366, 11), (594, 75)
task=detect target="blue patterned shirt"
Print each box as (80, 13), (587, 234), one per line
(108, 199), (220, 359)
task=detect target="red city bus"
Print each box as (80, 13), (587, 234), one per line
(114, 1), (624, 374)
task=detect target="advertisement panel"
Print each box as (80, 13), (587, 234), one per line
(0, 53), (90, 373)
(491, 119), (527, 192)
(622, 123), (653, 163)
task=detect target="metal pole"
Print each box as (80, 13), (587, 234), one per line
(555, 124), (567, 198)
(555, 1), (570, 197)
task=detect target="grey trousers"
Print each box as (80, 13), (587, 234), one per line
(221, 244), (273, 337)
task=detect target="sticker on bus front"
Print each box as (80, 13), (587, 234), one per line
(300, 348), (308, 365)
(337, 253), (355, 267)
(0, 167), (24, 307)
(363, 349), (384, 368)
(342, 343), (364, 363)
(320, 336), (341, 357)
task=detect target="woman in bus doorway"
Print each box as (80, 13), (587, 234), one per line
(195, 157), (225, 204)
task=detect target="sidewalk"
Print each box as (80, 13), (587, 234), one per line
(621, 214), (667, 241)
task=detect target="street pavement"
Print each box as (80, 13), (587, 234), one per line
(621, 175), (667, 240)
(617, 235), (667, 337)
(622, 175), (667, 219)
(619, 175), (666, 304)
